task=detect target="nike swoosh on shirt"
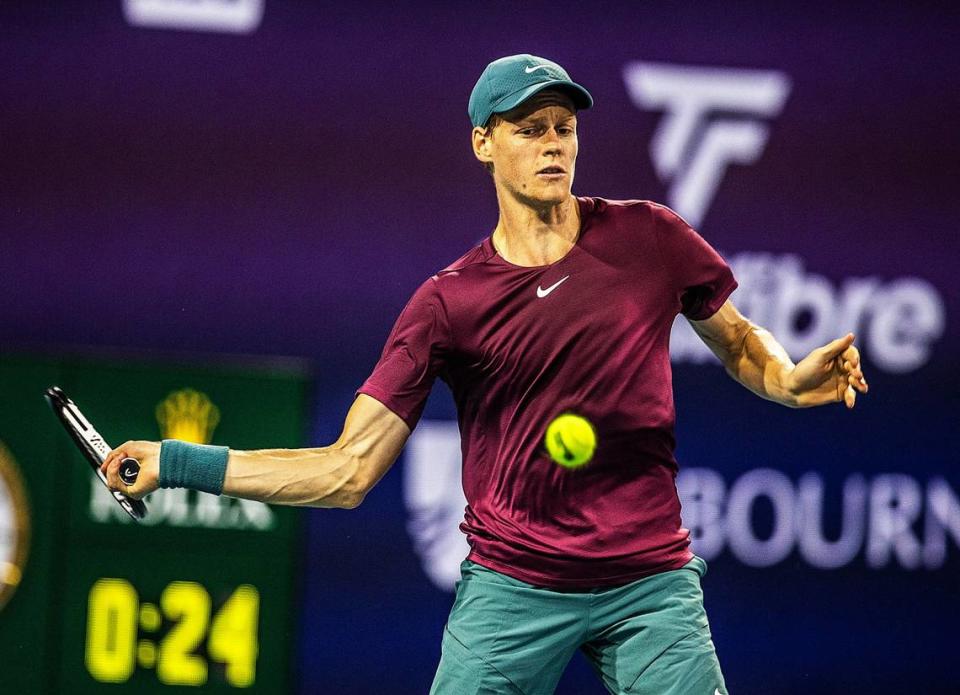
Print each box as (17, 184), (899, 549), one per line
(524, 65), (553, 74)
(536, 275), (570, 298)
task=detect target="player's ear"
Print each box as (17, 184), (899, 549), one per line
(472, 125), (493, 166)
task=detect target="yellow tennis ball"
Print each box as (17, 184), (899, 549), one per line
(545, 414), (597, 468)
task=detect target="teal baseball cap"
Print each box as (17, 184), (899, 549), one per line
(468, 54), (593, 128)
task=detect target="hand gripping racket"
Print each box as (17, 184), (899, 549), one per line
(44, 386), (147, 521)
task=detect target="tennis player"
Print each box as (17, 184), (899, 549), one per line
(103, 54), (868, 694)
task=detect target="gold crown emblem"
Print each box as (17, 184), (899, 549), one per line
(155, 389), (220, 444)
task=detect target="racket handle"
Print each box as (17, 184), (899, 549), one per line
(119, 458), (141, 486)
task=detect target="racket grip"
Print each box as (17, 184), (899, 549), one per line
(119, 458), (141, 486)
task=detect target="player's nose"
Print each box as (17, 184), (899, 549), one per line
(542, 139), (562, 158)
(541, 126), (563, 144)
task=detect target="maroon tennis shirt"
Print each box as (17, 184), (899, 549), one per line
(358, 197), (737, 589)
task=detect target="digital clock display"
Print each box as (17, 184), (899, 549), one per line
(85, 579), (259, 687)
(0, 354), (308, 694)
(60, 538), (297, 694)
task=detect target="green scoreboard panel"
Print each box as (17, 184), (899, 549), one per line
(0, 353), (310, 693)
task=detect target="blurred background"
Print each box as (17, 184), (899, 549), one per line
(1, 2), (957, 693)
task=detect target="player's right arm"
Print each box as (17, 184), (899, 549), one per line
(105, 277), (448, 505)
(101, 393), (409, 509)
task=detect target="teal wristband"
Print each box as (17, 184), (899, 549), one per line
(158, 439), (229, 495)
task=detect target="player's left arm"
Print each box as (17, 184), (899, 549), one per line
(688, 299), (869, 409)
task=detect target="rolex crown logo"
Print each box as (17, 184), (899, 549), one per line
(155, 389), (221, 444)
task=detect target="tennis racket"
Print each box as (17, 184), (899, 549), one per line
(44, 386), (147, 521)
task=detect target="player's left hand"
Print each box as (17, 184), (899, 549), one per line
(101, 440), (161, 500)
(785, 332), (869, 409)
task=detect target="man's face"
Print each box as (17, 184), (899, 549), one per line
(473, 90), (578, 206)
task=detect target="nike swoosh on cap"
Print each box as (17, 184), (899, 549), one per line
(524, 65), (553, 74)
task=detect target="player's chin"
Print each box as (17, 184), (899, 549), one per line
(530, 178), (570, 202)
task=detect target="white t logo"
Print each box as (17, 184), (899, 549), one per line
(623, 62), (791, 227)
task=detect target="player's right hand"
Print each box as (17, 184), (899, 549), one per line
(101, 441), (160, 500)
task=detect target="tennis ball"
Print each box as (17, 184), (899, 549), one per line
(545, 413), (596, 468)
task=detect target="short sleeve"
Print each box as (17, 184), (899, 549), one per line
(651, 203), (738, 320)
(357, 277), (452, 431)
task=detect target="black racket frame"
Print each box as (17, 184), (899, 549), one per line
(44, 386), (147, 521)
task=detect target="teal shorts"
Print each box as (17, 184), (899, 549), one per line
(430, 557), (727, 695)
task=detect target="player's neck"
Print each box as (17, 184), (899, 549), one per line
(490, 193), (581, 267)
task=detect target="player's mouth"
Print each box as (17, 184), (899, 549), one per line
(536, 166), (566, 181)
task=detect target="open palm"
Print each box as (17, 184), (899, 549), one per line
(787, 333), (869, 409)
